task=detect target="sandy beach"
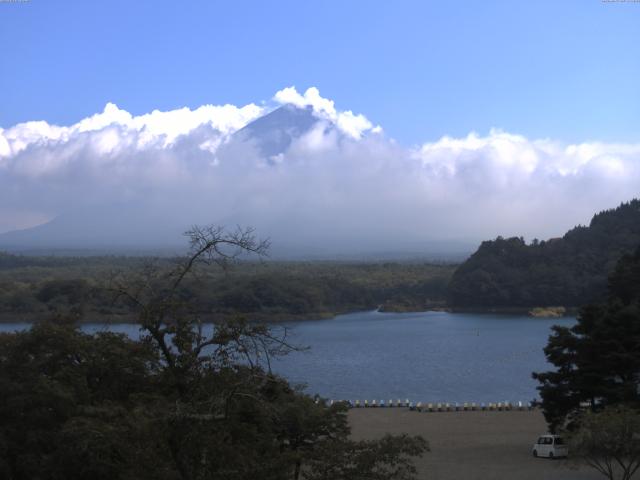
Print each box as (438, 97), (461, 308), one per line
(349, 408), (601, 480)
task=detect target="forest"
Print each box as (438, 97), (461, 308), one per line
(0, 252), (454, 323)
(3, 200), (640, 322)
(448, 199), (640, 310)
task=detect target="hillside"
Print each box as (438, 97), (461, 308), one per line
(448, 199), (640, 309)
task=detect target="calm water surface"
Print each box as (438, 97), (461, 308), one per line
(0, 310), (573, 404)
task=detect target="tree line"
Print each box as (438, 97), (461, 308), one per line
(0, 253), (453, 323)
(448, 199), (640, 309)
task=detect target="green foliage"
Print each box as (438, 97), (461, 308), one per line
(567, 406), (640, 480)
(0, 255), (454, 323)
(533, 246), (640, 432)
(0, 320), (427, 480)
(0, 226), (429, 480)
(449, 199), (640, 308)
(0, 320), (167, 480)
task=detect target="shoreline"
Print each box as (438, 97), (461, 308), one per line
(448, 305), (579, 317)
(0, 305), (578, 325)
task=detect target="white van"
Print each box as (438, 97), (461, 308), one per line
(532, 434), (568, 458)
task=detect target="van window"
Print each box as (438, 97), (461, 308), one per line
(554, 437), (564, 445)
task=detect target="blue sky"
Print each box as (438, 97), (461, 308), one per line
(1, 1), (640, 249)
(1, 0), (639, 145)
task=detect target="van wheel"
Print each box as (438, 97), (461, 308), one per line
(533, 450), (538, 458)
(549, 452), (554, 459)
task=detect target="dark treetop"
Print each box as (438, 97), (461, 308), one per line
(448, 199), (640, 309)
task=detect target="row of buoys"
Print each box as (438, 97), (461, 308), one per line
(322, 399), (534, 411)
(409, 401), (534, 412)
(353, 399), (411, 408)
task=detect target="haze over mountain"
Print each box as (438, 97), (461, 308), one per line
(1, 86), (639, 257)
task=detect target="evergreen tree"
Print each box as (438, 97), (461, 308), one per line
(533, 246), (640, 431)
(449, 199), (640, 308)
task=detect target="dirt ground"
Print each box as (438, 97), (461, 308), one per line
(348, 408), (602, 480)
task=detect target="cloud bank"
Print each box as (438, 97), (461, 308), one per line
(1, 86), (638, 254)
(274, 86), (381, 139)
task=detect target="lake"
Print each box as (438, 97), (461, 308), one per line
(0, 310), (573, 404)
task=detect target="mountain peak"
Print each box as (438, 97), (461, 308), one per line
(228, 104), (321, 158)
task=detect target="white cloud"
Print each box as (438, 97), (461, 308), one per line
(274, 86), (336, 117)
(273, 86), (378, 139)
(1, 88), (639, 254)
(0, 101), (265, 165)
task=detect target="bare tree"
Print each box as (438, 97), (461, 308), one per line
(110, 225), (298, 394)
(567, 405), (640, 480)
(109, 225), (312, 479)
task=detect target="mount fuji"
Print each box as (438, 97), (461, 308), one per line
(0, 100), (475, 259)
(0, 105), (375, 255)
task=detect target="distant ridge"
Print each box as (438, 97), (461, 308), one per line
(0, 205), (186, 251)
(448, 199), (640, 309)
